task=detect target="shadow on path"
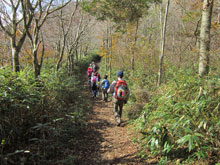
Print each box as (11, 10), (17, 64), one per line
(72, 94), (152, 164)
(72, 73), (154, 165)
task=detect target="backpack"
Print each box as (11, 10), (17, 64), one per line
(115, 80), (128, 100)
(92, 76), (97, 83)
(103, 79), (110, 89)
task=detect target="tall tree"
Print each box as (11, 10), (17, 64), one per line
(23, 0), (72, 78)
(157, 0), (170, 86)
(199, 0), (214, 77)
(66, 12), (90, 73)
(0, 0), (34, 72)
(55, 1), (79, 72)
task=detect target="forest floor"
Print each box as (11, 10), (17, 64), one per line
(72, 87), (155, 165)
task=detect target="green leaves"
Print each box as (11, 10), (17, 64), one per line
(82, 0), (161, 31)
(1, 139), (5, 145)
(193, 146), (209, 160)
(0, 55), (94, 164)
(177, 132), (204, 152)
(134, 68), (220, 161)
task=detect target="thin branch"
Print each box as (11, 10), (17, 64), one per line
(14, 0), (20, 10)
(39, 0), (72, 28)
(66, 0), (79, 34)
(194, 17), (202, 37)
(2, 0), (11, 7)
(48, 0), (72, 15)
(0, 17), (12, 37)
(9, 0), (15, 8)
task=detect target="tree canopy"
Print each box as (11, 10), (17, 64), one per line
(82, 0), (161, 28)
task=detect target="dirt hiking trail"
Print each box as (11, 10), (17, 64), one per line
(73, 91), (154, 165)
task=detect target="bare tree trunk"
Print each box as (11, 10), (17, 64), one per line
(217, 1), (220, 24)
(56, 36), (66, 71)
(108, 25), (113, 79)
(172, 28), (175, 56)
(109, 33), (112, 79)
(0, 0), (31, 72)
(199, 0), (214, 77)
(11, 30), (27, 72)
(33, 49), (40, 78)
(102, 37), (107, 72)
(75, 47), (79, 63)
(32, 37), (45, 79)
(71, 53), (75, 72)
(56, 10), (66, 72)
(29, 28), (43, 79)
(11, 45), (20, 72)
(80, 46), (83, 59)
(157, 0), (170, 86)
(104, 20), (110, 73)
(55, 1), (79, 72)
(131, 19), (139, 71)
(85, 46), (88, 56)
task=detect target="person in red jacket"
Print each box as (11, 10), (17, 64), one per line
(87, 64), (93, 91)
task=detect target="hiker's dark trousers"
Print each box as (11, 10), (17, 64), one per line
(91, 84), (98, 97)
(113, 98), (124, 124)
(102, 88), (108, 101)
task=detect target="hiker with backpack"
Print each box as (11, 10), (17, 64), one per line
(87, 64), (93, 90)
(88, 64), (93, 77)
(91, 72), (99, 98)
(100, 75), (110, 102)
(108, 71), (129, 126)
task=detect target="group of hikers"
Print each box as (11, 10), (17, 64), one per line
(87, 62), (130, 126)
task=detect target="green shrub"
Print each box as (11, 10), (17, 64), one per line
(134, 68), (220, 161)
(0, 54), (96, 164)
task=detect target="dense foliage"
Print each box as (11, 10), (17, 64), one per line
(0, 54), (99, 164)
(82, 0), (161, 31)
(132, 68), (220, 163)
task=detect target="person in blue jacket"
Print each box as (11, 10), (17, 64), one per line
(100, 74), (110, 102)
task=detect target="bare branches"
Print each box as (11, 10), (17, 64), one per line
(2, 0), (11, 7)
(39, 0), (72, 28)
(24, 0), (73, 77)
(0, 0), (25, 36)
(0, 17), (12, 37)
(66, 0), (79, 35)
(14, 0), (20, 10)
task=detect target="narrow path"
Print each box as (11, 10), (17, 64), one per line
(74, 92), (147, 165)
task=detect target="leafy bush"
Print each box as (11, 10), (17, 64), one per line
(134, 68), (220, 162)
(0, 55), (96, 164)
